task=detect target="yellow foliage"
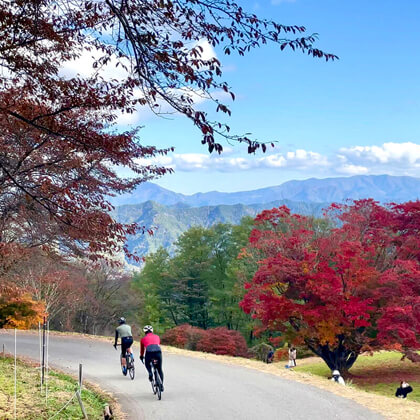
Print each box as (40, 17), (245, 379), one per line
(0, 285), (45, 329)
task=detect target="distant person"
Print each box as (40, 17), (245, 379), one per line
(331, 370), (345, 385)
(288, 346), (297, 368)
(266, 349), (274, 364)
(113, 317), (133, 375)
(395, 381), (413, 398)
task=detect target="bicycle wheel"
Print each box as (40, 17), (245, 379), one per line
(129, 365), (135, 380)
(154, 369), (162, 400)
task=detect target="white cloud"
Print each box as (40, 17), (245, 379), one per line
(59, 47), (131, 81)
(337, 164), (369, 175)
(132, 141), (420, 178)
(339, 142), (420, 165)
(135, 149), (330, 172)
(192, 40), (217, 62)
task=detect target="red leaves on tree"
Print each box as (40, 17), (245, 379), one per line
(241, 200), (420, 369)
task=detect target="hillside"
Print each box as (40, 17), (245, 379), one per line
(111, 175), (420, 207)
(113, 200), (326, 257)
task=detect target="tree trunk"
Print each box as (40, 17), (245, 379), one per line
(306, 337), (359, 374)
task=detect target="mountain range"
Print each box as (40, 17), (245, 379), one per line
(111, 175), (420, 207)
(112, 175), (420, 262)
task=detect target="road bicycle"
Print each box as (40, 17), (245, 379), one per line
(142, 357), (163, 400)
(116, 344), (135, 380)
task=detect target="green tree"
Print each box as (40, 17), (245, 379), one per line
(132, 248), (177, 333)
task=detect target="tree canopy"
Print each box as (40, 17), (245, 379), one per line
(0, 0), (336, 328)
(241, 200), (420, 371)
(133, 220), (255, 335)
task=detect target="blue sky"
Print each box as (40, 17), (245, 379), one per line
(70, 0), (420, 194)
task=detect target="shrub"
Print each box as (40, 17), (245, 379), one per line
(162, 325), (249, 357)
(249, 343), (274, 362)
(161, 324), (205, 350)
(196, 327), (249, 357)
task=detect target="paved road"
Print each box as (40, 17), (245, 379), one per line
(0, 331), (383, 420)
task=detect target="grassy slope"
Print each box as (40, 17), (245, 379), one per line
(295, 352), (420, 403)
(0, 356), (109, 419)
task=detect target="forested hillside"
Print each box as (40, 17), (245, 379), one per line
(113, 199), (326, 257)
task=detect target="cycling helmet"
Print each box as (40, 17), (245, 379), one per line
(332, 370), (340, 376)
(118, 317), (126, 325)
(143, 325), (153, 333)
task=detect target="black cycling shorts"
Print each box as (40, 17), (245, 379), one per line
(121, 336), (133, 356)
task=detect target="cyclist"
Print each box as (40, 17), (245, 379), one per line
(113, 317), (133, 374)
(140, 325), (164, 390)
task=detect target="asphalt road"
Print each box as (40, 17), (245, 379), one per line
(0, 331), (383, 420)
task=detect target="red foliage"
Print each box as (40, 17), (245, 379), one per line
(241, 200), (420, 368)
(196, 327), (249, 357)
(162, 325), (249, 357)
(161, 325), (205, 351)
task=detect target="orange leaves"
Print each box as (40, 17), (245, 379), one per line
(0, 284), (45, 329)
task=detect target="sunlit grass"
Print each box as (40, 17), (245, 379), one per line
(295, 351), (420, 403)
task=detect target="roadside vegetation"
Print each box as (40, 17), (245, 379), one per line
(0, 356), (109, 419)
(295, 352), (420, 403)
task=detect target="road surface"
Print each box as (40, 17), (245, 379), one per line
(0, 331), (383, 419)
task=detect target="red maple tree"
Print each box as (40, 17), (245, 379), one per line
(241, 200), (420, 372)
(1, 1), (336, 327)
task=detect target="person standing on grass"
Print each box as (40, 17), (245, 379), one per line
(395, 381), (413, 398)
(288, 346), (297, 368)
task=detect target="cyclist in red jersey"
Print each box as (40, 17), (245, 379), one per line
(140, 325), (164, 390)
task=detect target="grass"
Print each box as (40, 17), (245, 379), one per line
(0, 356), (109, 419)
(295, 351), (420, 403)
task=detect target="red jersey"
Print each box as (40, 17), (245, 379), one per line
(140, 333), (161, 356)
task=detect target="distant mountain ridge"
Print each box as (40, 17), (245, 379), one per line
(111, 175), (420, 207)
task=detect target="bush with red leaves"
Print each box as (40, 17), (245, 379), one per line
(161, 324), (205, 350)
(196, 327), (249, 357)
(162, 325), (249, 357)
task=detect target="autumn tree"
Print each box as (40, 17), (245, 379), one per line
(1, 1), (336, 258)
(241, 201), (420, 373)
(1, 1), (335, 327)
(0, 283), (45, 329)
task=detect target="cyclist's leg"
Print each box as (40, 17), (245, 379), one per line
(125, 337), (134, 362)
(144, 351), (153, 381)
(121, 337), (131, 366)
(155, 351), (164, 383)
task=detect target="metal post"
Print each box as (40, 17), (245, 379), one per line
(14, 328), (17, 420)
(41, 317), (46, 386)
(78, 363), (83, 391)
(45, 321), (49, 405)
(38, 322), (42, 391)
